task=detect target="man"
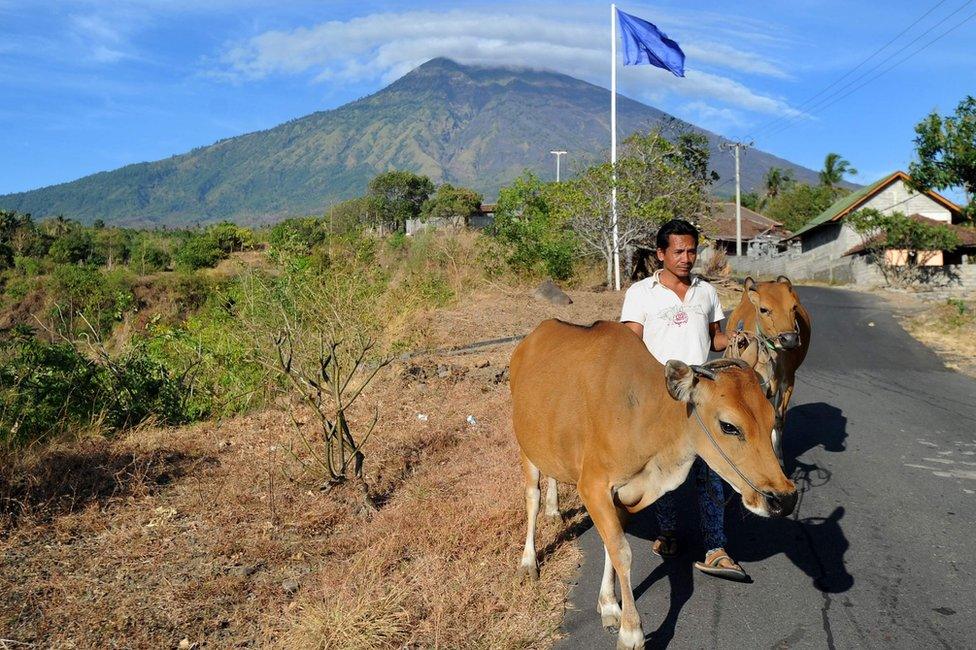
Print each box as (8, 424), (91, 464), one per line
(620, 218), (746, 580)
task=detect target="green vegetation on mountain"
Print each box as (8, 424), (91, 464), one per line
(0, 58), (826, 227)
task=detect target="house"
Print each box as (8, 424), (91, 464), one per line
(405, 203), (497, 235)
(705, 202), (792, 256)
(788, 171), (963, 260)
(843, 214), (976, 265)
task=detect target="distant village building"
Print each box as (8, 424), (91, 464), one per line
(405, 203), (497, 235)
(704, 202), (792, 257)
(788, 170), (963, 261)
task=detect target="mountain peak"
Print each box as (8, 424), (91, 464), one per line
(0, 59), (824, 227)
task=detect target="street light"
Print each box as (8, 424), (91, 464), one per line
(549, 150), (567, 182)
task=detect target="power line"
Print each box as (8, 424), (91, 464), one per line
(760, 4), (976, 142)
(746, 0), (953, 141)
(748, 0), (975, 143)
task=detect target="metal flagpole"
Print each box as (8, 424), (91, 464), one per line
(611, 3), (620, 290)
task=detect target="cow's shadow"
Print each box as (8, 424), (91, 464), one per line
(623, 401), (852, 648)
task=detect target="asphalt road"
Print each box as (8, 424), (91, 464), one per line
(554, 286), (976, 649)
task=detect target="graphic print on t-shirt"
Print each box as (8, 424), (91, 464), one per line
(657, 304), (706, 327)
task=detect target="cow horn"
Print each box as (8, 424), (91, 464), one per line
(690, 365), (716, 380)
(776, 275), (793, 288)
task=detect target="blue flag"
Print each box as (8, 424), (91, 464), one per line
(617, 9), (685, 77)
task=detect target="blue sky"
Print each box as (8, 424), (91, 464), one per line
(2, 0), (974, 200)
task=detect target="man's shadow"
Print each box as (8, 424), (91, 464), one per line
(621, 401), (852, 648)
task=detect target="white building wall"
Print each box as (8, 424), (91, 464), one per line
(861, 179), (952, 222)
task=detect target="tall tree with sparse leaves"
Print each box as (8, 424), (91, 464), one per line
(909, 95), (976, 220)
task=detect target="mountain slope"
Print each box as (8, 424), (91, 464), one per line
(1, 58), (826, 227)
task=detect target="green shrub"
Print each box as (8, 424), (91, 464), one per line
(268, 217), (329, 255)
(48, 230), (98, 265)
(0, 330), (189, 448)
(173, 234), (226, 271)
(490, 172), (577, 280)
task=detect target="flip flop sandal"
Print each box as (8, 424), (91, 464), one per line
(652, 533), (679, 558)
(694, 550), (748, 581)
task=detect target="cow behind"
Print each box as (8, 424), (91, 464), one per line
(725, 276), (812, 461)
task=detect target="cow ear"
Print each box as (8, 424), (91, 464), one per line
(665, 360), (696, 402)
(744, 277), (761, 307)
(776, 275), (793, 288)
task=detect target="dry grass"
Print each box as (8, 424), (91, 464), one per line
(0, 285), (619, 649)
(897, 294), (976, 378)
(0, 277), (743, 648)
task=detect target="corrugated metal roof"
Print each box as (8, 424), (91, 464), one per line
(790, 171), (963, 239)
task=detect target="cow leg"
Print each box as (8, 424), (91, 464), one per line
(544, 476), (560, 518)
(775, 379), (797, 464)
(518, 452), (541, 580)
(597, 536), (622, 629)
(579, 481), (644, 650)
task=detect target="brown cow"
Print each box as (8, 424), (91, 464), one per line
(511, 319), (797, 650)
(724, 276), (812, 462)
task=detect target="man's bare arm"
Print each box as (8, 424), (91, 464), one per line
(710, 321), (728, 352)
(623, 321), (644, 339)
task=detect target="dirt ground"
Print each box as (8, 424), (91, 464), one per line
(0, 278), (749, 649)
(878, 289), (976, 379)
(0, 286), (639, 649)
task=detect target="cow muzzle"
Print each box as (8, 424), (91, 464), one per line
(764, 490), (798, 518)
(777, 332), (800, 349)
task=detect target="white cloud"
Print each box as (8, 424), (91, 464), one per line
(218, 8), (802, 118)
(681, 101), (751, 132)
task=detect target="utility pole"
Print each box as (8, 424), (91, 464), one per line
(720, 140), (752, 256)
(549, 150), (567, 182)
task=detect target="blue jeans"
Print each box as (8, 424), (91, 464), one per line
(655, 458), (727, 553)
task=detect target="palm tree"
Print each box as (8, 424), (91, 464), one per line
(764, 167), (794, 201)
(820, 153), (858, 187)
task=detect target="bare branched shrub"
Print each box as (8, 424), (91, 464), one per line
(273, 330), (390, 485)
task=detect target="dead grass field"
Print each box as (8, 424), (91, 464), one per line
(0, 277), (745, 648)
(892, 293), (976, 378)
(0, 286), (642, 649)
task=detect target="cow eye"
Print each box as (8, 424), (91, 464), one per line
(719, 420), (740, 436)
(760, 306), (772, 315)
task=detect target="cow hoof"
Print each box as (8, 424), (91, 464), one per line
(601, 614), (620, 631)
(544, 507), (561, 519)
(517, 562), (539, 582)
(616, 627), (645, 650)
(598, 601), (621, 630)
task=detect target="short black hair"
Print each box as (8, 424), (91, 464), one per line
(656, 219), (700, 251)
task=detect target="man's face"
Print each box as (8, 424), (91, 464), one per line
(656, 234), (697, 279)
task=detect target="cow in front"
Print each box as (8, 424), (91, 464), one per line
(511, 319), (797, 650)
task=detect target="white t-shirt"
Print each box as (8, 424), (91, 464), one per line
(620, 271), (725, 365)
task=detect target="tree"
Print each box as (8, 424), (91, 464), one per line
(366, 170), (435, 233)
(763, 167), (794, 202)
(207, 222), (254, 254)
(847, 208), (960, 286)
(173, 234), (226, 271)
(48, 229), (97, 265)
(764, 183), (846, 232)
(820, 153), (857, 187)
(909, 95), (976, 219)
(550, 129), (712, 287)
(421, 183), (483, 227)
(490, 172), (577, 280)
(739, 192), (761, 212)
(94, 228), (132, 269)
